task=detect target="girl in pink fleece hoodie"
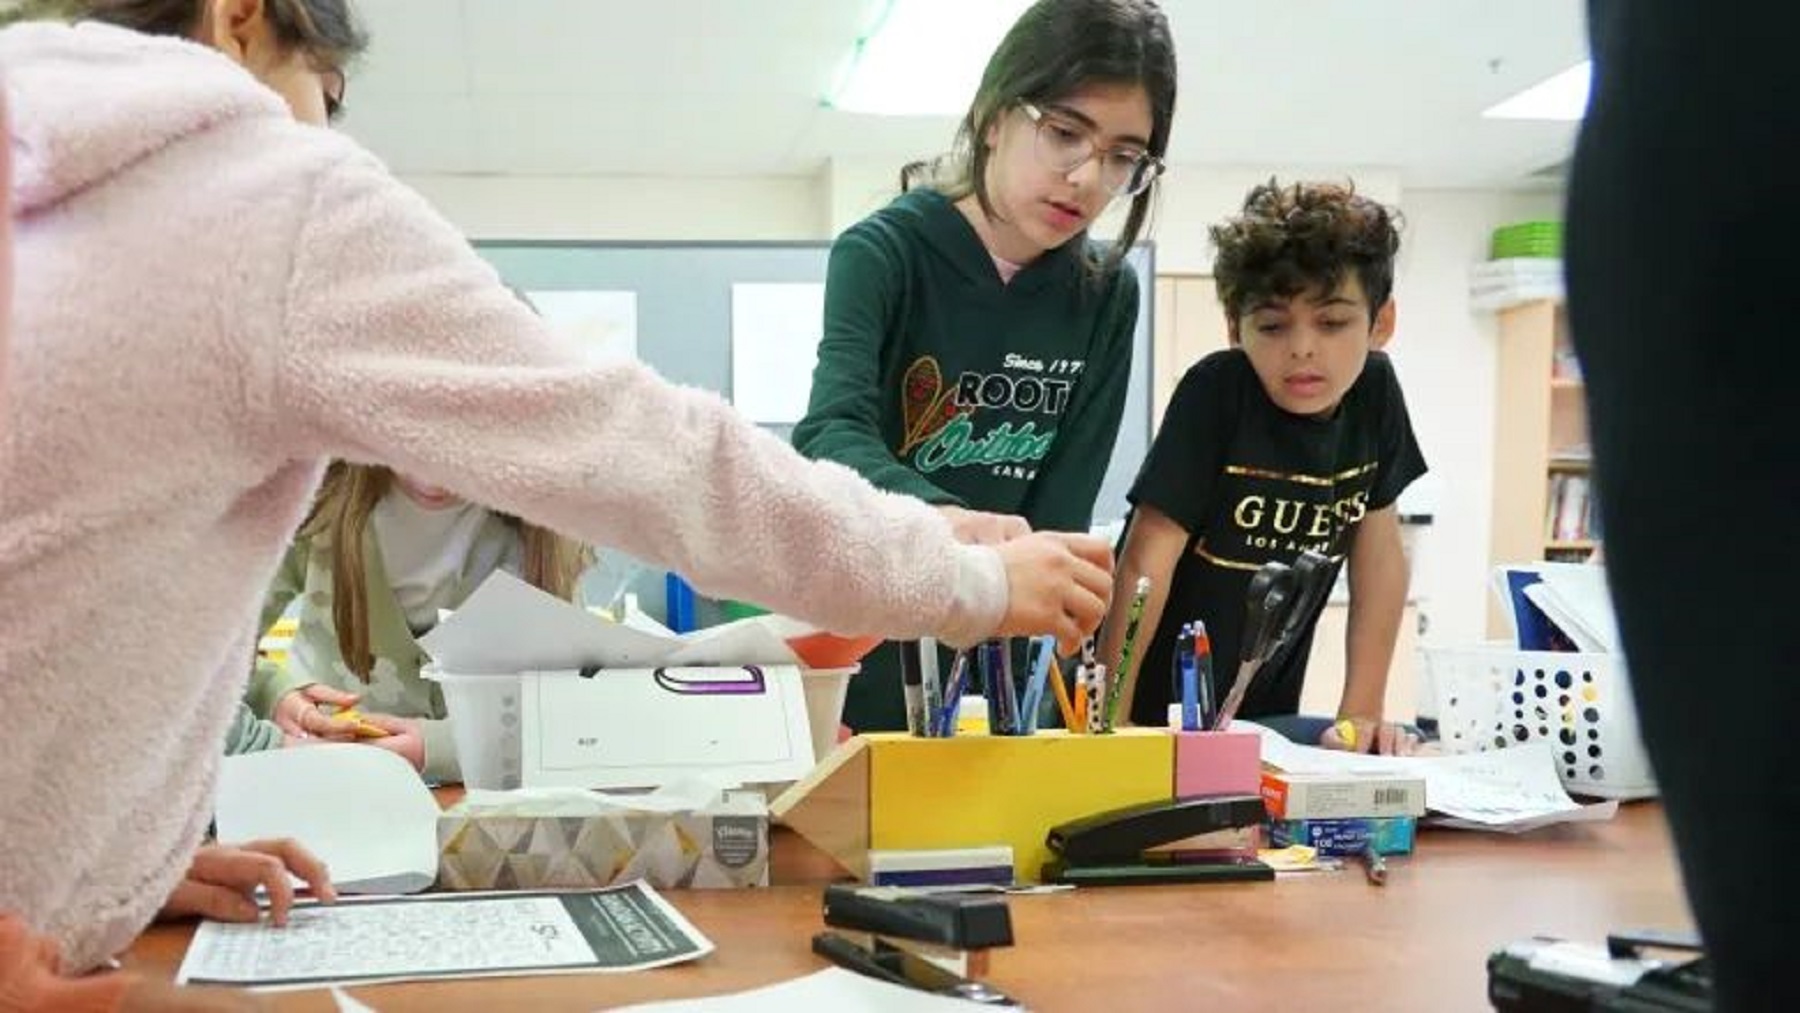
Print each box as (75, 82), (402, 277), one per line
(0, 0), (1115, 1001)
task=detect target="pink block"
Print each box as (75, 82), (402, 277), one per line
(1174, 729), (1262, 798)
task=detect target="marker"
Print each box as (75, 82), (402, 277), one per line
(1102, 576), (1152, 731)
(1335, 718), (1360, 752)
(919, 638), (943, 738)
(900, 642), (925, 736)
(982, 640), (1018, 736)
(1073, 664), (1090, 732)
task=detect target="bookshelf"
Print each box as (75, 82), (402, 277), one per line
(1488, 298), (1599, 635)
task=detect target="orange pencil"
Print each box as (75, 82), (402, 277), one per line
(1048, 656), (1078, 732)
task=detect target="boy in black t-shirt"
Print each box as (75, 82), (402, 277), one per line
(1098, 180), (1427, 752)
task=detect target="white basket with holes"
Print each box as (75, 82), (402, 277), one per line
(1420, 643), (1657, 800)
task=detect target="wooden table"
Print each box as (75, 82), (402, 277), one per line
(125, 803), (1689, 1012)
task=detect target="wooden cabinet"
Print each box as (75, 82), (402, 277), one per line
(1150, 274), (1230, 429)
(1488, 299), (1597, 635)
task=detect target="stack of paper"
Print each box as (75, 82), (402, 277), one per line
(1492, 562), (1622, 653)
(1249, 724), (1618, 833)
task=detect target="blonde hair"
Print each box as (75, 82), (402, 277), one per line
(299, 463), (592, 682)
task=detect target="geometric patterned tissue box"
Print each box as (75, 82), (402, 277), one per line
(436, 790), (769, 891)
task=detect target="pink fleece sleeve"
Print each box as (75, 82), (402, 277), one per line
(276, 149), (1006, 646)
(2, 81), (11, 443)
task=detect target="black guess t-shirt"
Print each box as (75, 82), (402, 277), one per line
(1126, 349), (1427, 725)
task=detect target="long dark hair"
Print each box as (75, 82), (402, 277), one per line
(901, 0), (1177, 275)
(15, 0), (368, 66)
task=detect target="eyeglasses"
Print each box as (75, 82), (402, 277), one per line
(1019, 102), (1165, 199)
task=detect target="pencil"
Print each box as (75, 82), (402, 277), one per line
(1102, 576), (1152, 731)
(1048, 655), (1078, 731)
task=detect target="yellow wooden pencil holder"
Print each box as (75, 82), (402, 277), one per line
(772, 729), (1177, 881)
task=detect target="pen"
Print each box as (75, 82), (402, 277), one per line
(1176, 623), (1199, 732)
(934, 650), (969, 737)
(1361, 844), (1387, 887)
(1193, 622), (1216, 729)
(1102, 576), (1152, 731)
(919, 638), (942, 738)
(1085, 663), (1108, 735)
(1019, 635), (1055, 734)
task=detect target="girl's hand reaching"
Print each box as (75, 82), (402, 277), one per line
(994, 532), (1114, 655)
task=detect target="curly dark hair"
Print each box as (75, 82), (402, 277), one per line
(1211, 179), (1402, 322)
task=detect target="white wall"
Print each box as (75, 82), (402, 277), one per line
(1390, 187), (1565, 651)
(401, 173), (826, 241)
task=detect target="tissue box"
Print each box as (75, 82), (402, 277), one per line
(436, 790), (769, 891)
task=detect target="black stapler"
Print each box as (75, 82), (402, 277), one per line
(812, 884), (1021, 1005)
(1042, 795), (1274, 886)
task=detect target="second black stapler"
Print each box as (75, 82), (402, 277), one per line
(1041, 795), (1274, 886)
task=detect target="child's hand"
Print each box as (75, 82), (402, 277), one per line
(359, 714), (426, 772)
(938, 505), (1031, 545)
(272, 684), (362, 741)
(994, 532), (1114, 655)
(159, 839), (335, 927)
(1320, 718), (1421, 756)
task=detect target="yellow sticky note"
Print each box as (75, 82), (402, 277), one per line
(332, 708), (388, 740)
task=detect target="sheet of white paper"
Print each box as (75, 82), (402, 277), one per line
(608, 967), (995, 1012)
(1523, 584), (1608, 653)
(418, 573), (672, 673)
(1249, 724), (1617, 831)
(1536, 563), (1622, 654)
(216, 745), (439, 894)
(528, 290), (638, 364)
(521, 665), (814, 789)
(178, 884), (712, 990)
(730, 282), (825, 424)
(418, 573), (807, 674)
(332, 987), (378, 1013)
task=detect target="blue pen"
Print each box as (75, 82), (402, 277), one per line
(919, 637), (943, 738)
(1194, 621), (1216, 729)
(1176, 623), (1200, 731)
(934, 650), (970, 737)
(1019, 635), (1055, 735)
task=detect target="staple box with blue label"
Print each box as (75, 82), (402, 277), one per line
(1259, 770), (1427, 821)
(1268, 815), (1418, 857)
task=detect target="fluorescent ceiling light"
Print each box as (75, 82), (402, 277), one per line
(1483, 61), (1592, 121)
(826, 0), (1033, 116)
